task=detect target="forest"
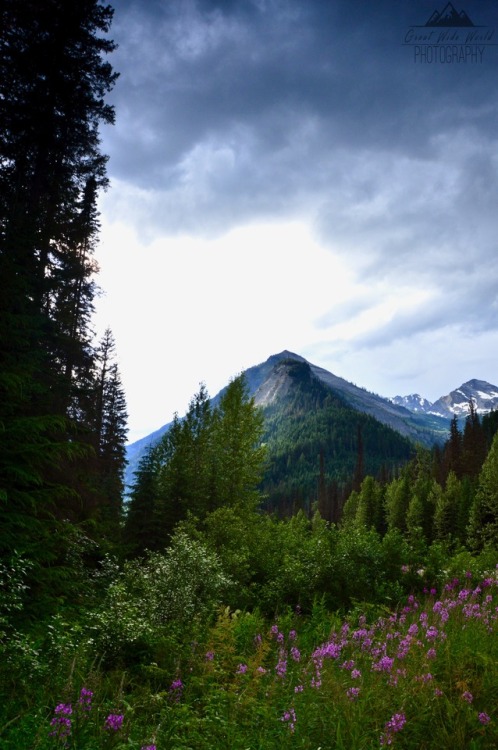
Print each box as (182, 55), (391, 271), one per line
(1, 2), (497, 748)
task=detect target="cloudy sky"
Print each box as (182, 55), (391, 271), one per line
(94, 0), (498, 443)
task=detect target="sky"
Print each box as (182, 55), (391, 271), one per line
(93, 0), (498, 444)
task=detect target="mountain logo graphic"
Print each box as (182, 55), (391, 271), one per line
(425, 2), (474, 27)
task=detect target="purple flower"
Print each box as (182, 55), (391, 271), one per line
(275, 659), (287, 678)
(54, 703), (72, 715)
(462, 691), (473, 704)
(104, 714), (124, 731)
(294, 684), (304, 693)
(478, 712), (491, 725)
(288, 629), (297, 641)
(236, 663), (248, 675)
(78, 687), (93, 711)
(380, 713), (406, 745)
(372, 655), (394, 673)
(347, 686), (360, 701)
(205, 651), (215, 661)
(425, 626), (438, 641)
(351, 669), (361, 679)
(280, 708), (297, 732)
(291, 646), (301, 662)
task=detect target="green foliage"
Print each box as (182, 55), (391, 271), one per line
(467, 431), (498, 551)
(89, 531), (232, 664)
(125, 375), (266, 551)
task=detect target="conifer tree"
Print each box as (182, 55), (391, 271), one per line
(211, 375), (266, 511)
(434, 471), (461, 544)
(0, 0), (117, 569)
(467, 432), (498, 550)
(384, 475), (411, 533)
(124, 444), (162, 556)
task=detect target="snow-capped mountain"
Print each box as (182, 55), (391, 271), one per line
(389, 394), (433, 413)
(391, 379), (498, 420)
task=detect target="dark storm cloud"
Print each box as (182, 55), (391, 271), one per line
(105, 0), (498, 224)
(103, 0), (498, 345)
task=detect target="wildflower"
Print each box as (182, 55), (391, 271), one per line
(78, 687), (93, 710)
(426, 647), (437, 660)
(351, 669), (361, 679)
(169, 679), (183, 703)
(281, 707), (297, 732)
(380, 713), (406, 745)
(54, 703), (72, 715)
(205, 651), (215, 661)
(478, 712), (491, 725)
(462, 691), (473, 704)
(236, 664), (248, 675)
(141, 746), (157, 750)
(294, 684), (304, 693)
(49, 716), (72, 739)
(288, 629), (297, 641)
(254, 633), (262, 646)
(401, 564), (409, 574)
(270, 624), (279, 635)
(104, 714), (124, 731)
(425, 626), (438, 641)
(434, 688), (444, 697)
(291, 646), (301, 662)
(408, 623), (418, 636)
(256, 666), (267, 674)
(372, 655), (394, 673)
(341, 659), (355, 670)
(275, 659), (287, 678)
(347, 687), (360, 701)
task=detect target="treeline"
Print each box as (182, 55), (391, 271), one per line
(0, 1), (127, 608)
(342, 405), (498, 551)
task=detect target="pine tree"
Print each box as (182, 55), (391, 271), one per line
(356, 476), (383, 531)
(0, 0), (117, 577)
(434, 471), (461, 544)
(467, 432), (498, 550)
(384, 475), (411, 533)
(94, 341), (128, 537)
(211, 375), (266, 511)
(123, 444), (162, 556)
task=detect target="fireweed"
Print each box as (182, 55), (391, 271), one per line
(155, 571), (497, 748)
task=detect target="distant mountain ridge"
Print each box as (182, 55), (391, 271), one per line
(391, 379), (498, 419)
(124, 350), (466, 489)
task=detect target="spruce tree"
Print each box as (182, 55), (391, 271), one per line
(0, 0), (117, 573)
(467, 432), (498, 550)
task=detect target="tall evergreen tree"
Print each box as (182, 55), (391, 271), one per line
(211, 375), (266, 511)
(0, 0), (117, 568)
(467, 431), (498, 550)
(124, 444), (162, 557)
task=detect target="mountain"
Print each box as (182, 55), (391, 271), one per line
(390, 394), (433, 413)
(391, 379), (498, 420)
(124, 350), (450, 493)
